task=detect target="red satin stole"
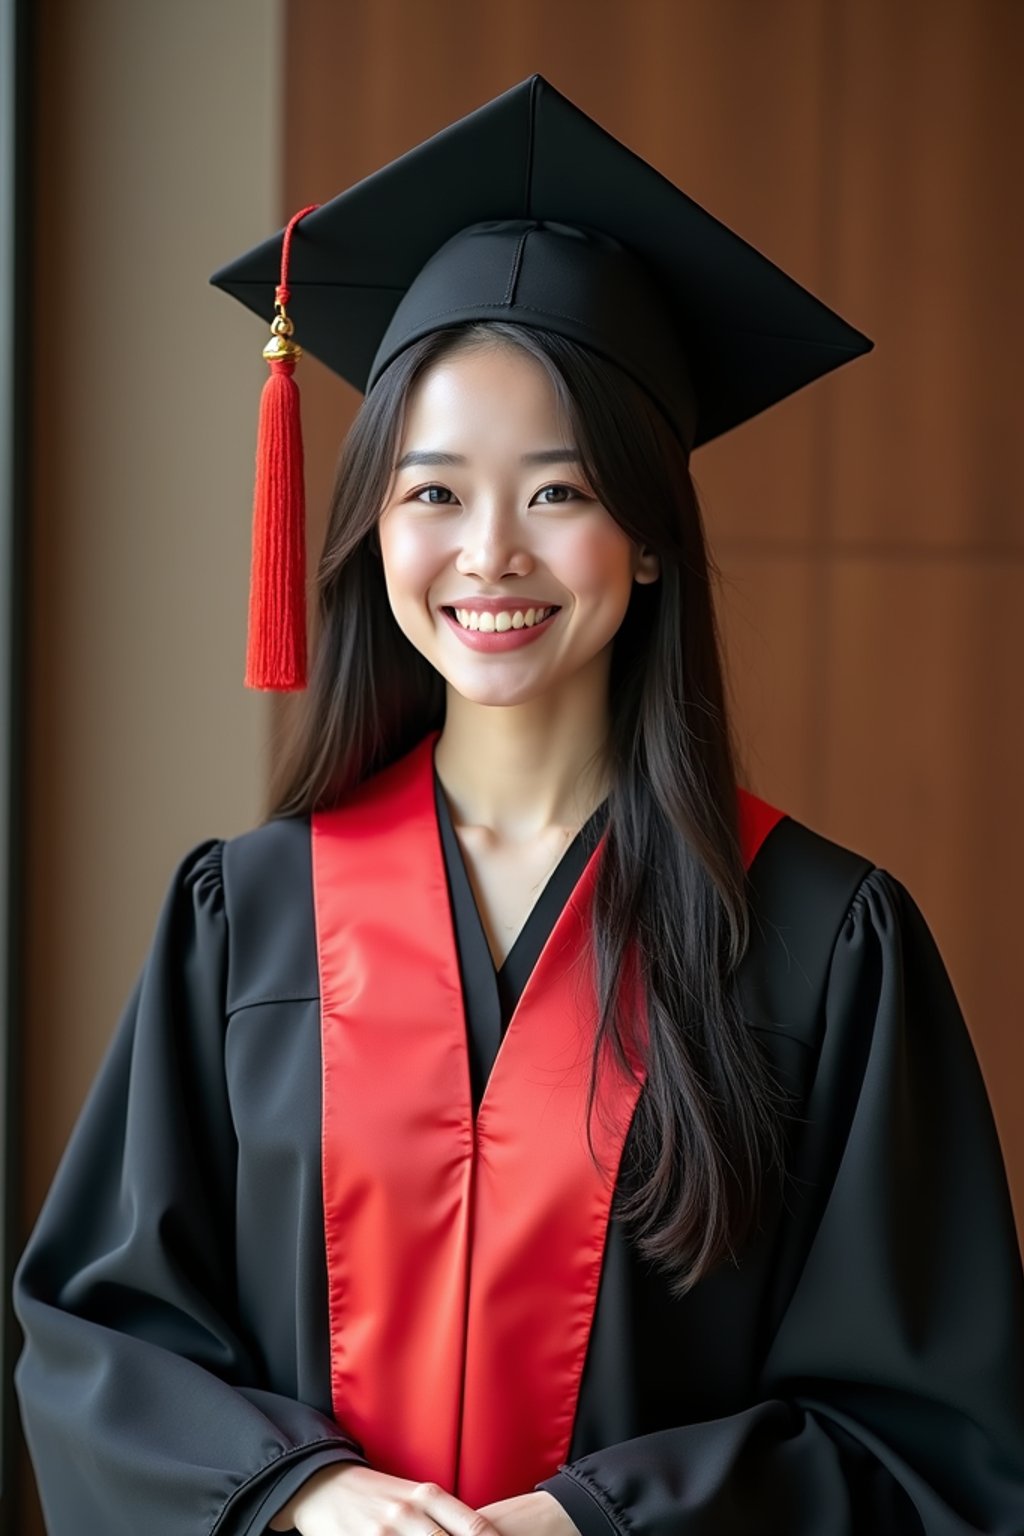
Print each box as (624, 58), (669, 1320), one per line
(311, 728), (783, 1505)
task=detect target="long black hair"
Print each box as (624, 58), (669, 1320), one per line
(269, 320), (788, 1297)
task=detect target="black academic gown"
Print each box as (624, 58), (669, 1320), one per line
(13, 770), (1024, 1535)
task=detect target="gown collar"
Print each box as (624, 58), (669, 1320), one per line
(432, 763), (610, 1080)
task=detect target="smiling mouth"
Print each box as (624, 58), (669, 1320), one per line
(442, 605), (561, 632)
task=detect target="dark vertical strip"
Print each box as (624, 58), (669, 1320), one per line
(808, 0), (844, 827)
(502, 228), (531, 308)
(0, 0), (31, 1528)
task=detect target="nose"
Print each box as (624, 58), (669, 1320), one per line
(453, 500), (533, 582)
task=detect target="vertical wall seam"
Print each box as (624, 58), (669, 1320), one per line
(810, 0), (845, 829)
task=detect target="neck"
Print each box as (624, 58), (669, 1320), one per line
(433, 675), (612, 841)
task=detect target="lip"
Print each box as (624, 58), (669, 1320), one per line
(440, 604), (560, 652)
(440, 597), (561, 613)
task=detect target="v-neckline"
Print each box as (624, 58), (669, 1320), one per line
(433, 764), (610, 1118)
(433, 763), (610, 982)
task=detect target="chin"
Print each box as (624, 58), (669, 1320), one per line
(445, 672), (556, 709)
(449, 686), (544, 709)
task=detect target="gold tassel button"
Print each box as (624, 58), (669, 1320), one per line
(263, 303), (303, 364)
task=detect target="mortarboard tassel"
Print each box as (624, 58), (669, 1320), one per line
(246, 203), (320, 690)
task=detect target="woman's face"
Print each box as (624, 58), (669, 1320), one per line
(376, 342), (659, 710)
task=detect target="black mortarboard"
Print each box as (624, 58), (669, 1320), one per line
(210, 73), (872, 688)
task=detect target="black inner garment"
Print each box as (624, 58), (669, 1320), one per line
(433, 766), (610, 1114)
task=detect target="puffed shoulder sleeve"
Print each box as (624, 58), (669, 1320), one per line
(536, 868), (1024, 1535)
(13, 839), (367, 1536)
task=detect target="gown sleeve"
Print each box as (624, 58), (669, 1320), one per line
(535, 868), (1024, 1536)
(12, 840), (368, 1536)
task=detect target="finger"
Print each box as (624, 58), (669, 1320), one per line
(408, 1479), (503, 1536)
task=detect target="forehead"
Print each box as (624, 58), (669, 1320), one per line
(399, 345), (571, 451)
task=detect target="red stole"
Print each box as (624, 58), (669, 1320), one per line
(311, 728), (783, 1505)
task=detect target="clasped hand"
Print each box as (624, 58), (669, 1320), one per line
(268, 1461), (581, 1534)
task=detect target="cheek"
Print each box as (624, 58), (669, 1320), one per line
(556, 524), (635, 604)
(379, 518), (446, 606)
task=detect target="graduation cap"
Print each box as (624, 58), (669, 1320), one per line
(210, 73), (872, 690)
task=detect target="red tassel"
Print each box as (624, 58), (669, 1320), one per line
(246, 353), (307, 689)
(245, 202), (320, 691)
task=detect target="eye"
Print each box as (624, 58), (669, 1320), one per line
(532, 483), (586, 505)
(411, 484), (458, 505)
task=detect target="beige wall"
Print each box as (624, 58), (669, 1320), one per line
(21, 0), (282, 1527)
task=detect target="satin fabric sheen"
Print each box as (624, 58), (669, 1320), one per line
(311, 729), (783, 1504)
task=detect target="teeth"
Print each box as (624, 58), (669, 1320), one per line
(453, 606), (556, 632)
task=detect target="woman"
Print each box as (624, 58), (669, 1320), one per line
(14, 75), (1024, 1536)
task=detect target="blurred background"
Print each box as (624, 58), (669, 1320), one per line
(4, 0), (1022, 1529)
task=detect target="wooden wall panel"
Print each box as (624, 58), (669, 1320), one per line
(718, 553), (827, 812)
(828, 0), (1024, 550)
(823, 559), (1024, 1180)
(283, 0), (1024, 1242)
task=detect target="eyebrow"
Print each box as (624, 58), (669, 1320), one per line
(394, 448), (582, 470)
